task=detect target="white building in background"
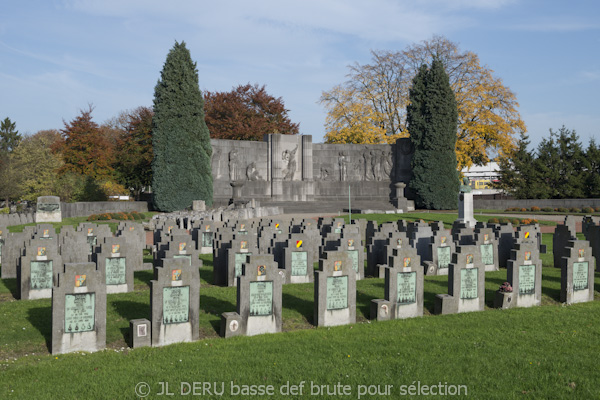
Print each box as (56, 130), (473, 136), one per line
(461, 162), (502, 195)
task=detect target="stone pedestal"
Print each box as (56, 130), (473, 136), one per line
(35, 196), (62, 223)
(192, 200), (206, 211)
(458, 192), (476, 227)
(230, 181), (247, 207)
(393, 182), (408, 211)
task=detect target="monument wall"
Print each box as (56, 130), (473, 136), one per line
(210, 134), (413, 205)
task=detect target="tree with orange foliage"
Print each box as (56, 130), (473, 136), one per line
(204, 83), (299, 141)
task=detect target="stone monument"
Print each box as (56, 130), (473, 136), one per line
(35, 196), (62, 223)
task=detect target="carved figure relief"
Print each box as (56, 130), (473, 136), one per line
(383, 151), (393, 178)
(211, 148), (222, 178)
(246, 162), (263, 181)
(282, 145), (298, 181)
(371, 150), (380, 181)
(228, 149), (239, 181)
(338, 151), (348, 181)
(363, 149), (373, 181)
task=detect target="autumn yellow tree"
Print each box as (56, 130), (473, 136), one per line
(320, 35), (526, 169)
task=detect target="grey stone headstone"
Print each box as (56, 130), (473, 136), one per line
(1, 231), (28, 279)
(502, 241), (542, 308)
(0, 225), (6, 265)
(35, 196), (62, 223)
(59, 231), (89, 265)
(19, 239), (63, 300)
(157, 235), (202, 272)
(561, 240), (595, 304)
(335, 232), (364, 280)
(474, 228), (499, 272)
(150, 257), (200, 347)
(427, 229), (455, 276)
(93, 237), (134, 294)
(495, 223), (515, 268)
(371, 246), (423, 321)
(221, 237), (258, 287)
(51, 262), (106, 354)
(280, 233), (316, 284)
(220, 254), (283, 337)
(434, 245), (485, 315)
(77, 223), (112, 256)
(314, 250), (356, 327)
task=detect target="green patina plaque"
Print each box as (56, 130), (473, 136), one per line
(202, 232), (214, 248)
(397, 271), (417, 304)
(519, 264), (536, 295)
(334, 228), (342, 234)
(480, 244), (494, 265)
(105, 257), (126, 285)
(65, 293), (95, 333)
(234, 253), (251, 278)
(163, 286), (190, 324)
(347, 250), (359, 273)
(573, 262), (589, 291)
(173, 254), (192, 266)
(30, 260), (53, 290)
(437, 246), (451, 269)
(238, 230), (248, 235)
(249, 281), (273, 316)
(86, 236), (97, 254)
(460, 268), (478, 300)
(326, 276), (348, 310)
(291, 251), (308, 276)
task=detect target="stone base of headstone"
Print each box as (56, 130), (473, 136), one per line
(493, 291), (514, 309)
(423, 261), (437, 276)
(434, 294), (457, 315)
(220, 312), (243, 338)
(129, 319), (151, 348)
(192, 200), (206, 211)
(370, 299), (391, 321)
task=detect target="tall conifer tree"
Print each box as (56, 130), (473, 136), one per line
(152, 41), (213, 211)
(407, 59), (459, 209)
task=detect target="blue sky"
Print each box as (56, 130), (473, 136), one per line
(1, 0), (599, 150)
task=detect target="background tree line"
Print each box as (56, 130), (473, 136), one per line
(495, 126), (600, 199)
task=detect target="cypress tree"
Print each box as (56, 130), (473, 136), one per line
(407, 59), (459, 209)
(152, 41), (213, 211)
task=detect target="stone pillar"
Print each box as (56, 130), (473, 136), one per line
(230, 181), (245, 206)
(393, 182), (408, 211)
(269, 135), (284, 200)
(458, 192), (477, 227)
(301, 136), (313, 181)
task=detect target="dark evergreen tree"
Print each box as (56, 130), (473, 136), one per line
(152, 41), (213, 211)
(407, 59), (459, 209)
(0, 117), (21, 153)
(584, 138), (600, 198)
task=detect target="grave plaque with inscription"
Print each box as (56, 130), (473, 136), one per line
(291, 251), (308, 276)
(173, 254), (192, 264)
(573, 262), (589, 291)
(87, 236), (97, 254)
(347, 250), (359, 273)
(163, 286), (190, 324)
(480, 244), (494, 265)
(30, 260), (53, 290)
(65, 293), (96, 333)
(249, 281), (273, 316)
(235, 253), (251, 278)
(202, 232), (214, 248)
(105, 257), (126, 285)
(326, 276), (348, 310)
(519, 264), (536, 295)
(460, 268), (478, 299)
(397, 272), (417, 304)
(437, 246), (451, 269)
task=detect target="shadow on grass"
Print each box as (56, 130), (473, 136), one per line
(200, 294), (236, 334)
(485, 276), (505, 308)
(27, 306), (52, 351)
(356, 290), (375, 319)
(1, 277), (18, 299)
(282, 292), (313, 324)
(112, 300), (151, 342)
(542, 284), (561, 302)
(134, 270), (153, 288)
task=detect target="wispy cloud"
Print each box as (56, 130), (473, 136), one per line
(511, 17), (599, 32)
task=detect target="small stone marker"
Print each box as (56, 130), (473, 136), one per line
(314, 251), (356, 327)
(434, 245), (485, 315)
(51, 262), (106, 354)
(561, 240), (595, 304)
(129, 318), (151, 348)
(150, 257), (200, 347)
(35, 196), (62, 223)
(371, 246), (423, 320)
(19, 239), (62, 300)
(220, 254), (283, 337)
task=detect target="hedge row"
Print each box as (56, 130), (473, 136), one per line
(505, 206), (600, 214)
(488, 217), (539, 226)
(87, 211), (144, 221)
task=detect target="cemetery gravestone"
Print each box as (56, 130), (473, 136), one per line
(371, 247), (424, 321)
(336, 233), (364, 280)
(150, 257), (200, 347)
(434, 245), (485, 315)
(280, 233), (316, 284)
(93, 238), (134, 294)
(314, 251), (356, 327)
(495, 240), (542, 309)
(35, 196), (62, 223)
(19, 239), (63, 300)
(51, 262), (106, 354)
(553, 216), (577, 268)
(222, 238), (258, 286)
(1, 231), (28, 279)
(474, 228), (499, 272)
(424, 230), (455, 276)
(220, 254), (283, 337)
(561, 240), (595, 304)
